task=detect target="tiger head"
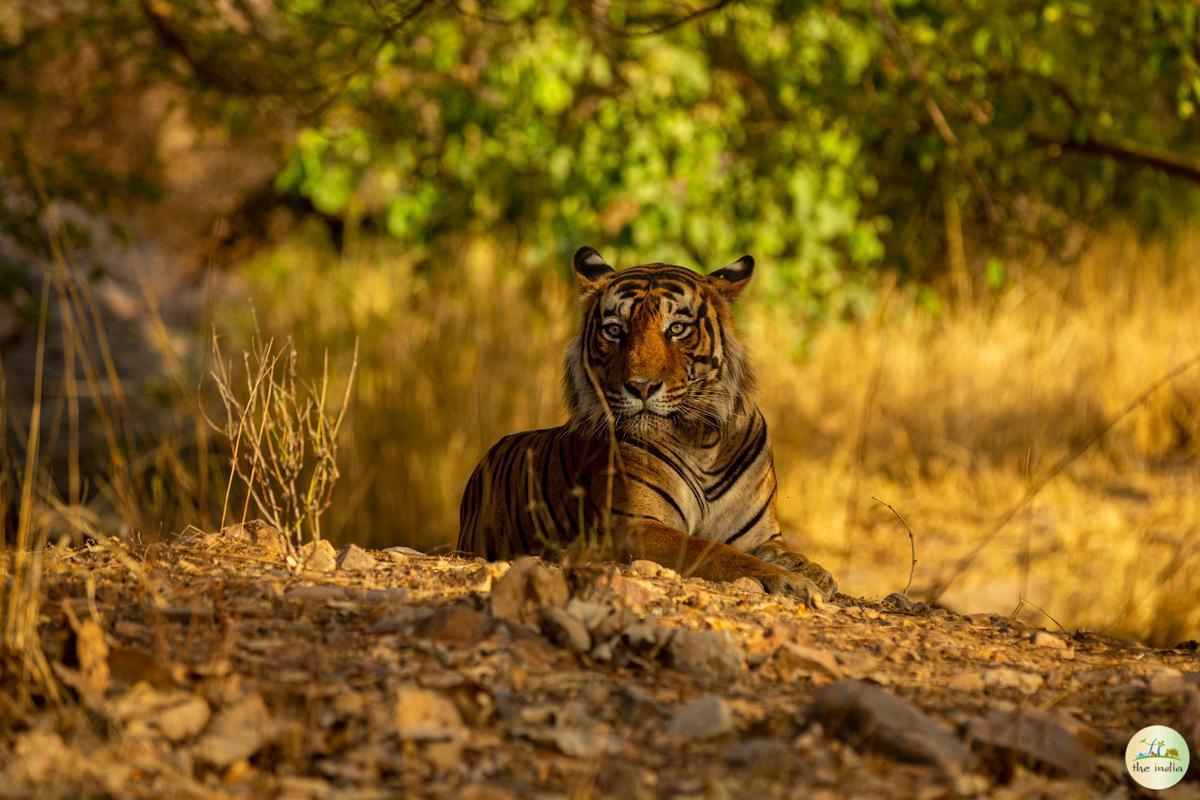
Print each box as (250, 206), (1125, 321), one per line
(564, 246), (755, 439)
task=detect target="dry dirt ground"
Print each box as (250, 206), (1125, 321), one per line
(2, 524), (1198, 799)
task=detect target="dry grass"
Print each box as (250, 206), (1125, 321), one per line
(234, 227), (1200, 645)
(206, 330), (357, 549)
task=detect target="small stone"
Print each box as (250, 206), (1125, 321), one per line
(548, 701), (621, 757)
(1031, 631), (1066, 650)
(667, 629), (743, 682)
(630, 560), (662, 577)
(298, 540), (337, 573)
(964, 707), (1095, 779)
(393, 687), (465, 742)
(336, 543), (377, 572)
(417, 604), (493, 648)
(383, 546), (424, 559)
(732, 576), (765, 595)
(667, 695), (735, 740)
(490, 557), (568, 628)
(813, 679), (978, 774)
(564, 598), (613, 631)
(1147, 667), (1185, 696)
(720, 738), (796, 777)
(947, 672), (986, 693)
(284, 585), (350, 603)
(540, 606), (592, 654)
(6, 730), (72, 784)
(774, 643), (842, 680)
(195, 694), (275, 767)
(596, 573), (666, 606)
(982, 668), (1044, 695)
(152, 695), (211, 741)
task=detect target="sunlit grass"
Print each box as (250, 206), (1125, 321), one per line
(234, 227), (1200, 645)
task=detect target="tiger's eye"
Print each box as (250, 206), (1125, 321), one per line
(668, 321), (690, 336)
(603, 323), (623, 340)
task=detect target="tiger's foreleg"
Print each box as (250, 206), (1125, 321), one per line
(611, 520), (828, 607)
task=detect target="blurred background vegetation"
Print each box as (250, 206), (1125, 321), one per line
(2, 0), (1199, 643)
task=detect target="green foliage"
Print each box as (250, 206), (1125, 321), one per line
(273, 0), (1200, 308)
(3, 0), (1199, 312)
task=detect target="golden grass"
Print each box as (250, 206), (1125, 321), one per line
(235, 227), (1200, 645)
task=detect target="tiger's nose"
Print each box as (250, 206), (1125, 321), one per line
(625, 379), (663, 400)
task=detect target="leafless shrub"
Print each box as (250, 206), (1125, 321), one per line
(206, 330), (357, 551)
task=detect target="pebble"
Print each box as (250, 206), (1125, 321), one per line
(417, 604), (493, 648)
(667, 629), (744, 682)
(982, 667), (1044, 695)
(813, 679), (978, 774)
(964, 707), (1095, 779)
(946, 672), (986, 693)
(336, 543), (377, 572)
(195, 694), (275, 767)
(489, 557), (568, 628)
(1031, 631), (1067, 650)
(731, 576), (765, 594)
(298, 540), (337, 573)
(666, 695), (734, 740)
(540, 606), (592, 654)
(393, 687), (465, 742)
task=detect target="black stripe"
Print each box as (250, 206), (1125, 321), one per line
(706, 423), (766, 500)
(624, 473), (688, 527)
(625, 439), (705, 510)
(727, 494), (771, 544)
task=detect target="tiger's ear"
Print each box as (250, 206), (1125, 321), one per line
(573, 246), (615, 292)
(708, 255), (754, 302)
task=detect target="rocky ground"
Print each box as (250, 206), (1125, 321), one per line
(2, 524), (1198, 799)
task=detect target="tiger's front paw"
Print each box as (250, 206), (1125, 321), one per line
(757, 567), (828, 609)
(751, 540), (838, 600)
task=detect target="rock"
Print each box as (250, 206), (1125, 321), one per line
(417, 604), (493, 648)
(383, 546), (424, 559)
(667, 629), (744, 682)
(882, 593), (928, 614)
(489, 557), (568, 628)
(5, 730), (73, 784)
(108, 684), (211, 742)
(564, 598), (613, 631)
(1031, 631), (1067, 650)
(195, 694), (275, 767)
(336, 543), (377, 572)
(595, 572), (666, 606)
(540, 606), (591, 654)
(284, 585), (352, 603)
(393, 687), (465, 742)
(982, 668), (1044, 695)
(964, 707), (1095, 779)
(731, 576), (765, 594)
(774, 643), (843, 680)
(666, 695), (735, 740)
(548, 701), (621, 757)
(725, 738), (801, 777)
(1146, 667), (1186, 696)
(630, 560), (663, 577)
(299, 540), (337, 573)
(813, 679), (978, 774)
(947, 672), (986, 693)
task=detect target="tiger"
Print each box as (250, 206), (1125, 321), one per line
(457, 246), (837, 605)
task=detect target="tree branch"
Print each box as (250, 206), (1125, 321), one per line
(1030, 132), (1200, 185)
